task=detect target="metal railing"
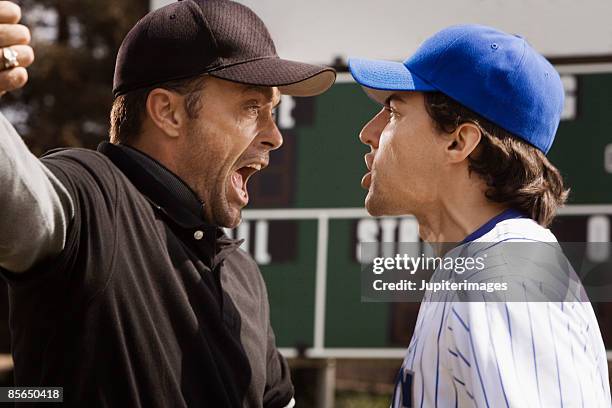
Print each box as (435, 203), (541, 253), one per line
(241, 204), (612, 359)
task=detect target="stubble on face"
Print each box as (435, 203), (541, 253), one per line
(365, 178), (396, 216)
(173, 78), (281, 229)
(364, 143), (402, 216)
(361, 92), (443, 217)
(178, 120), (240, 227)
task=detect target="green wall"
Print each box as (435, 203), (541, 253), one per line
(261, 73), (612, 349)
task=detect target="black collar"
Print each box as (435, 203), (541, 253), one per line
(97, 142), (241, 264)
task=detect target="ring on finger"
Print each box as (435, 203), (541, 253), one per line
(1, 47), (19, 71)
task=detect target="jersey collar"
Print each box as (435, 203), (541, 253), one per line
(461, 208), (527, 244)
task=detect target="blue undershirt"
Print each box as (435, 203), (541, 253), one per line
(461, 208), (527, 244)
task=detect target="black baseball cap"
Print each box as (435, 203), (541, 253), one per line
(113, 0), (336, 98)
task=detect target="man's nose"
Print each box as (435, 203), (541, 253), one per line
(258, 122), (283, 151)
(359, 109), (387, 148)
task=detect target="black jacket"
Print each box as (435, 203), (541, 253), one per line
(2, 143), (293, 407)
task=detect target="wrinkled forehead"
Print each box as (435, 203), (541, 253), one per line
(240, 84), (281, 105)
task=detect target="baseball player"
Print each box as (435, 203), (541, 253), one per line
(349, 25), (611, 407)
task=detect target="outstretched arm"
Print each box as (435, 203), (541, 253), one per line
(0, 1), (73, 273)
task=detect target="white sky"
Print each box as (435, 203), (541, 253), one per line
(151, 0), (612, 64)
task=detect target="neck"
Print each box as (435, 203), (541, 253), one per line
(414, 183), (508, 244)
(127, 135), (179, 176)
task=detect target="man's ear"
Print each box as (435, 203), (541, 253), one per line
(145, 89), (184, 138)
(445, 122), (481, 163)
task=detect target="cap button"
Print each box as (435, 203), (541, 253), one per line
(491, 43), (499, 50)
(194, 230), (204, 240)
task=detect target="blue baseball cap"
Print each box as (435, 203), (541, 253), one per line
(348, 24), (564, 154)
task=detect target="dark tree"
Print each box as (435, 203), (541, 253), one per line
(2, 0), (149, 155)
(0, 0), (147, 357)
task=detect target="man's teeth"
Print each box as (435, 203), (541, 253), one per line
(244, 164), (262, 171)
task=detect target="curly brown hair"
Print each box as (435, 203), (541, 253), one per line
(424, 92), (569, 227)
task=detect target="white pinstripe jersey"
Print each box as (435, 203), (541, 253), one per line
(392, 212), (612, 408)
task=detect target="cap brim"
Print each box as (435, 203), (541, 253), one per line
(348, 57), (436, 104)
(209, 57), (336, 97)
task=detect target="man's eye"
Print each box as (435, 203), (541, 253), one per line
(247, 105), (260, 116)
(385, 107), (398, 119)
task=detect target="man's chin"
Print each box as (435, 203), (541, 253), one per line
(365, 191), (404, 217)
(222, 208), (243, 229)
(211, 202), (243, 229)
(365, 202), (383, 216)
(365, 193), (387, 216)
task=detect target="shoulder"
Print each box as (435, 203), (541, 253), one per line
(221, 247), (273, 317)
(469, 216), (563, 279)
(227, 247), (264, 281)
(39, 148), (123, 203)
(451, 218), (574, 302)
(476, 217), (557, 243)
(225, 247), (269, 293)
(40, 147), (117, 175)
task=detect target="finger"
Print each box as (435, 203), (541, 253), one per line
(0, 2), (20, 25)
(5, 45), (34, 68)
(0, 66), (27, 93)
(0, 24), (29, 47)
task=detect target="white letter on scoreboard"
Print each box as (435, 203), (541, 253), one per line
(380, 218), (398, 258)
(356, 219), (379, 263)
(587, 215), (610, 262)
(398, 218), (419, 242)
(255, 220), (271, 265)
(237, 221), (250, 252)
(398, 217), (420, 258)
(278, 95), (296, 129)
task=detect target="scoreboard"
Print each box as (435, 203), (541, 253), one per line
(226, 68), (612, 358)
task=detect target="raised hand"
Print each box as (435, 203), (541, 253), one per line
(0, 1), (33, 95)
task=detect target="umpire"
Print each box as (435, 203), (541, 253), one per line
(0, 0), (335, 406)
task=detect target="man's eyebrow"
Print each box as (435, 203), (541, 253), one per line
(242, 85), (281, 106)
(242, 85), (273, 98)
(384, 93), (402, 107)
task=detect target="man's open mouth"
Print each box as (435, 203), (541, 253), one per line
(361, 171), (372, 189)
(229, 162), (265, 206)
(362, 153), (374, 189)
